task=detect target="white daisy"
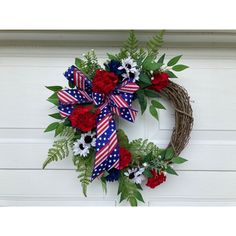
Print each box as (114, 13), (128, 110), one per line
(124, 167), (145, 184)
(81, 131), (96, 147)
(73, 139), (90, 157)
(118, 57), (140, 81)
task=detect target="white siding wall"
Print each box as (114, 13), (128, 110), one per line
(0, 30), (236, 206)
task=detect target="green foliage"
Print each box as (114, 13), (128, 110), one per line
(149, 105), (159, 121)
(129, 139), (160, 163)
(143, 89), (159, 98)
(157, 53), (165, 64)
(117, 129), (130, 149)
(75, 50), (101, 79)
(44, 122), (60, 133)
(146, 30), (164, 56)
(47, 92), (59, 106)
(167, 55), (182, 67)
(49, 113), (63, 120)
(172, 156), (188, 164)
(43, 127), (75, 169)
(46, 86), (63, 92)
(74, 151), (94, 197)
(172, 64), (189, 71)
(118, 173), (144, 206)
(136, 90), (147, 114)
(123, 30), (139, 58)
(151, 99), (166, 110)
(142, 55), (163, 71)
(166, 70), (178, 78)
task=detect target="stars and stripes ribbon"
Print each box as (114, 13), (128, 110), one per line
(57, 65), (139, 180)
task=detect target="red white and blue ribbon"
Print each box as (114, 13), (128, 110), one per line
(57, 65), (139, 180)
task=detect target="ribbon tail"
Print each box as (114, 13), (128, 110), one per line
(91, 112), (119, 181)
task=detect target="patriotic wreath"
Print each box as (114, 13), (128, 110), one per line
(44, 31), (193, 206)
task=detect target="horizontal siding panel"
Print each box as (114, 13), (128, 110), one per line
(0, 142), (236, 171)
(0, 170), (236, 201)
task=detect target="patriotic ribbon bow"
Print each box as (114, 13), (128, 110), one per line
(57, 66), (139, 180)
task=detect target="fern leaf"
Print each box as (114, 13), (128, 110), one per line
(147, 30), (164, 56)
(74, 153), (94, 197)
(129, 138), (160, 160)
(43, 127), (75, 169)
(43, 139), (70, 169)
(124, 30), (139, 57)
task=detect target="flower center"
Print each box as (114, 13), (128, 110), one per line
(126, 63), (131, 69)
(129, 172), (135, 179)
(84, 135), (93, 144)
(79, 144), (85, 150)
(129, 72), (135, 79)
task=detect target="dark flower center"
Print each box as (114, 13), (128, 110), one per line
(129, 72), (135, 79)
(79, 144), (85, 150)
(129, 172), (135, 179)
(126, 63), (131, 69)
(84, 135), (93, 144)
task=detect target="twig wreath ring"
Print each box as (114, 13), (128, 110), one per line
(44, 31), (193, 206)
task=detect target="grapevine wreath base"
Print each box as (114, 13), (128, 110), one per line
(44, 31), (193, 206)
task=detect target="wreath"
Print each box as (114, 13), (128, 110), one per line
(44, 31), (193, 206)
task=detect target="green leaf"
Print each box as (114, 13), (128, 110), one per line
(165, 166), (178, 175)
(101, 177), (107, 194)
(157, 53), (165, 64)
(151, 100), (166, 110)
(136, 90), (147, 114)
(166, 70), (178, 78)
(139, 72), (151, 85)
(133, 191), (145, 203)
(45, 86), (62, 92)
(129, 197), (138, 206)
(68, 81), (75, 88)
(75, 57), (83, 67)
(167, 55), (182, 67)
(107, 53), (118, 60)
(172, 156), (188, 164)
(49, 113), (63, 120)
(117, 129), (129, 148)
(149, 105), (159, 121)
(47, 92), (59, 106)
(55, 123), (65, 137)
(143, 62), (163, 71)
(44, 122), (60, 133)
(143, 169), (153, 178)
(144, 89), (159, 98)
(172, 64), (189, 71)
(146, 30), (164, 56)
(165, 147), (175, 160)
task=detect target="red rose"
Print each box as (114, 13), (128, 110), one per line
(119, 147), (132, 170)
(92, 70), (118, 95)
(69, 105), (98, 132)
(146, 169), (166, 189)
(149, 72), (169, 92)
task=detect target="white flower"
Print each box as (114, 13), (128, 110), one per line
(73, 139), (90, 157)
(124, 167), (145, 184)
(118, 57), (140, 81)
(81, 131), (96, 147)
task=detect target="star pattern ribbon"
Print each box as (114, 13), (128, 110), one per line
(57, 65), (139, 180)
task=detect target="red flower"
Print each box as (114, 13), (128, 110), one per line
(69, 105), (98, 132)
(149, 72), (169, 92)
(146, 169), (166, 189)
(119, 147), (132, 170)
(92, 70), (118, 95)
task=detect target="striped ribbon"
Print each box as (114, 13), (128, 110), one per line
(57, 66), (139, 180)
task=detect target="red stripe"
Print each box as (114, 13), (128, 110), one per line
(61, 91), (77, 103)
(58, 91), (72, 103)
(94, 132), (117, 168)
